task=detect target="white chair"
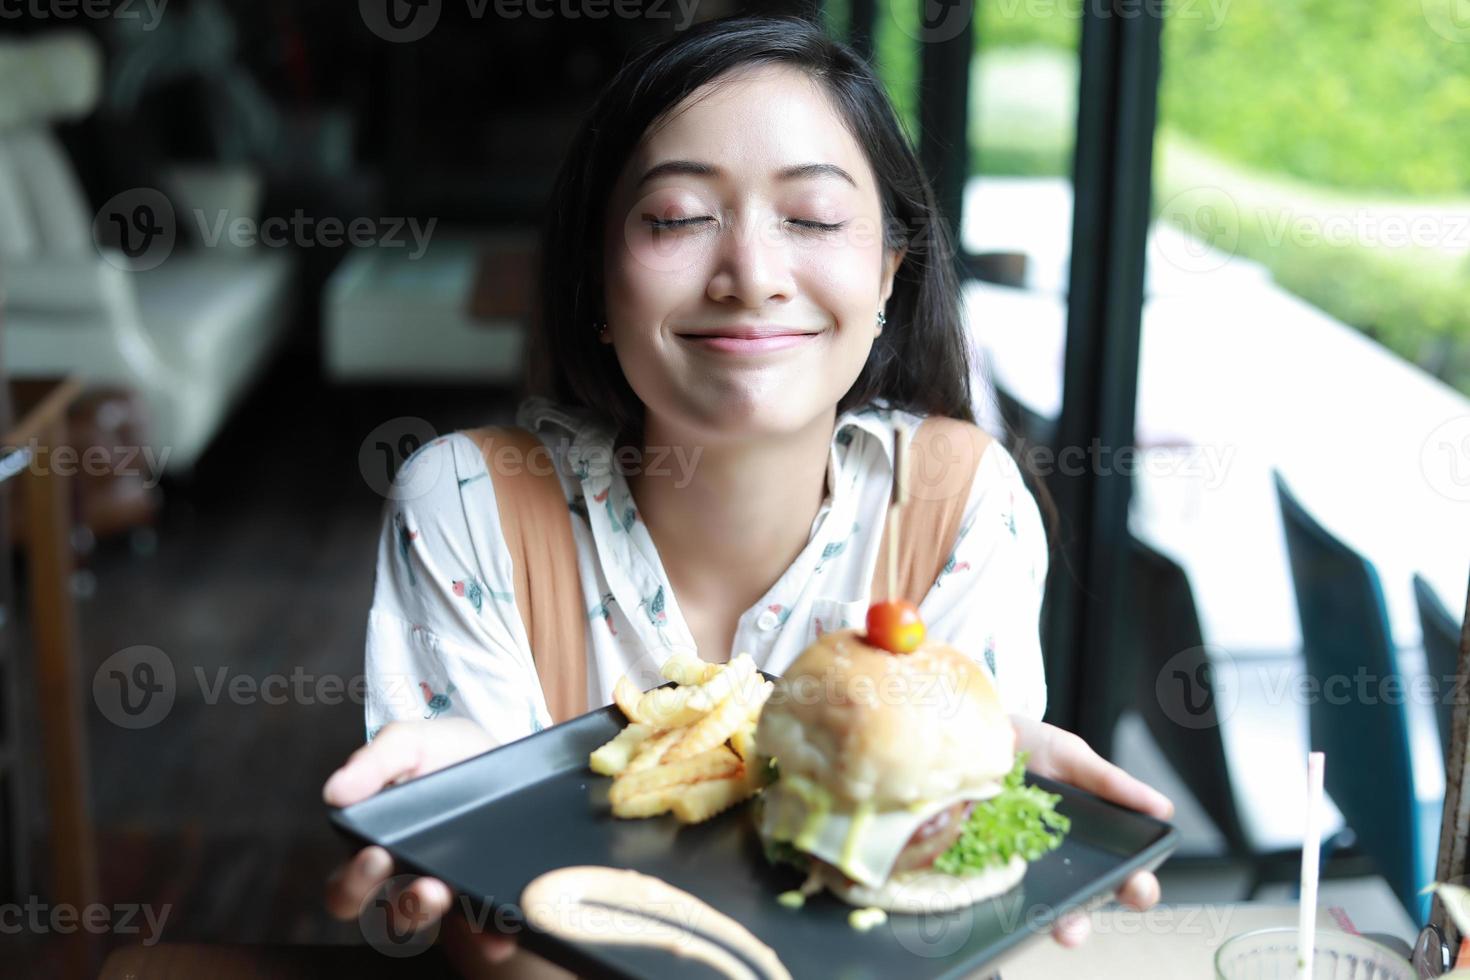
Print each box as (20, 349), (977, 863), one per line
(0, 31), (295, 474)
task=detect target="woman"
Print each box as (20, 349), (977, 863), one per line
(323, 13), (1172, 974)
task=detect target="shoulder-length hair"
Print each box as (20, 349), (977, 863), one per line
(524, 13), (975, 442)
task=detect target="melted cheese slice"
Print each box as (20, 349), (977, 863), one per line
(761, 777), (1003, 888)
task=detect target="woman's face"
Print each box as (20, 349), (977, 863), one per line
(602, 63), (902, 444)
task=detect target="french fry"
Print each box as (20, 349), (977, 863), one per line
(623, 728), (683, 773)
(613, 675), (650, 725)
(589, 723), (653, 775)
(595, 659), (774, 824)
(670, 765), (768, 824)
(661, 652), (720, 686)
(609, 746), (740, 806)
(746, 679), (773, 722)
(612, 787), (679, 819)
(686, 653), (756, 713)
(730, 723), (757, 762)
(667, 691), (753, 762)
(639, 684), (707, 728)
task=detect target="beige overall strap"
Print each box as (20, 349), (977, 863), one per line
(464, 426), (589, 725)
(871, 415), (994, 606)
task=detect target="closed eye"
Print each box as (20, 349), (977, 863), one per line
(644, 216), (712, 231)
(788, 219), (847, 233)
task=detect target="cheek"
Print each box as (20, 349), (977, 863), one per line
(794, 237), (885, 320)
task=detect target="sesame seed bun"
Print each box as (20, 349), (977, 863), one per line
(755, 627), (1016, 809)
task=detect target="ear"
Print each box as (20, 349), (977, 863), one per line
(880, 246), (907, 305)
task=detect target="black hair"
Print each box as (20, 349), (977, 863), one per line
(524, 12), (1060, 566)
(525, 12), (974, 441)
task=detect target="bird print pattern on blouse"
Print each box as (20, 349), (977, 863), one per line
(588, 592), (618, 635)
(935, 517), (975, 588)
(394, 512), (418, 587)
(814, 521), (859, 574)
(420, 680), (456, 719)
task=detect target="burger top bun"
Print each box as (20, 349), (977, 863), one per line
(756, 627), (1016, 809)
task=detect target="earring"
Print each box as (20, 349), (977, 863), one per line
(877, 311), (887, 328)
(594, 321), (608, 337)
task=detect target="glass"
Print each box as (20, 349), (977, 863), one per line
(1215, 928), (1417, 980)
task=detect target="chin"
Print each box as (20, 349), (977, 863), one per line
(753, 628), (1066, 913)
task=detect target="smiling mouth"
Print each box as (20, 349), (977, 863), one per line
(674, 329), (822, 355)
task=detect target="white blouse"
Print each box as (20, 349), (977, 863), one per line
(362, 395), (1049, 746)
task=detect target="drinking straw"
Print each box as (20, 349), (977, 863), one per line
(1298, 751), (1326, 979)
(887, 423), (910, 601)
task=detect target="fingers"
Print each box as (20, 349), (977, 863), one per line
(325, 846), (395, 921)
(442, 912), (519, 978)
(1052, 910), (1091, 947)
(1028, 725), (1175, 822)
(1116, 871), (1161, 912)
(325, 850), (457, 941)
(323, 723), (426, 808)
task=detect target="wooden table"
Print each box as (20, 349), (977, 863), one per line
(1002, 903), (1344, 978)
(6, 377), (98, 979)
(98, 904), (1353, 979)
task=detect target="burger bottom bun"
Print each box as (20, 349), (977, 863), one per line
(821, 855), (1028, 913)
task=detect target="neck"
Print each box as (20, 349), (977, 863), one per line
(626, 409), (835, 613)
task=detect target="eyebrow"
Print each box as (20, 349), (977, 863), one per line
(635, 160), (857, 189)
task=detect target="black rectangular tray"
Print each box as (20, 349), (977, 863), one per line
(331, 700), (1178, 979)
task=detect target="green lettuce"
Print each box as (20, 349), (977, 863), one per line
(932, 754), (1069, 875)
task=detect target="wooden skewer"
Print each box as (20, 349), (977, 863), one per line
(888, 422), (911, 602)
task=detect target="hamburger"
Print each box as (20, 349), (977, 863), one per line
(752, 622), (1068, 913)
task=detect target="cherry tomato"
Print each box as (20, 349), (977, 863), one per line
(865, 599), (925, 653)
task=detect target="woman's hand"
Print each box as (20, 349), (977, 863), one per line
(322, 718), (516, 973)
(1011, 714), (1175, 948)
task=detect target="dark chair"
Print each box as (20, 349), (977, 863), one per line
(0, 317), (23, 911)
(1414, 574), (1464, 766)
(1126, 535), (1352, 897)
(1275, 471), (1437, 923)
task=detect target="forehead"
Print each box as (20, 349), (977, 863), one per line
(623, 63), (873, 194)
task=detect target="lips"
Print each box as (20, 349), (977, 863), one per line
(675, 326), (822, 355)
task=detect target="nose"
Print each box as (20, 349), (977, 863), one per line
(705, 208), (796, 309)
